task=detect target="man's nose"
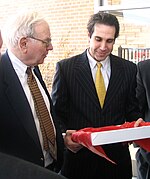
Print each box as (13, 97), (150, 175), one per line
(100, 41), (107, 50)
(47, 43), (53, 51)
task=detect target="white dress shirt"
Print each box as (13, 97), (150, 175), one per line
(87, 49), (111, 91)
(8, 50), (53, 167)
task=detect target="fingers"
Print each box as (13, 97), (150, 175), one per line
(134, 118), (143, 127)
(64, 130), (83, 153)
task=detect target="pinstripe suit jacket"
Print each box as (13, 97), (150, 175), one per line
(0, 51), (64, 172)
(51, 50), (142, 179)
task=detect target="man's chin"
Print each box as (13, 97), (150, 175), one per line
(38, 59), (45, 65)
(96, 57), (107, 61)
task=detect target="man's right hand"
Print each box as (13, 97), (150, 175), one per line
(63, 130), (83, 153)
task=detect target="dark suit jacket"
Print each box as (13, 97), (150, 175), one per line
(136, 60), (150, 179)
(51, 50), (142, 179)
(0, 152), (67, 179)
(137, 59), (150, 121)
(0, 51), (64, 172)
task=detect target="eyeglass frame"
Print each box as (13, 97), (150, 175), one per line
(27, 36), (52, 48)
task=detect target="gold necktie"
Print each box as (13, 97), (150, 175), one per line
(95, 63), (106, 108)
(26, 67), (57, 160)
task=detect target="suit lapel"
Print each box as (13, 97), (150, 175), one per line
(73, 52), (125, 111)
(104, 55), (124, 109)
(74, 51), (100, 109)
(2, 53), (41, 150)
(34, 67), (51, 102)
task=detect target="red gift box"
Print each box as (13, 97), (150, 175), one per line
(72, 121), (150, 164)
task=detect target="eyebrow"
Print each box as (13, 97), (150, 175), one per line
(95, 36), (114, 40)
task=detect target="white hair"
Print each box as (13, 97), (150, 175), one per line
(2, 10), (46, 48)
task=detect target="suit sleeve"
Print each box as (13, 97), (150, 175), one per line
(124, 62), (142, 121)
(136, 62), (147, 118)
(51, 62), (69, 133)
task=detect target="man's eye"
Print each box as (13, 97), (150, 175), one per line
(107, 39), (114, 43)
(95, 37), (101, 41)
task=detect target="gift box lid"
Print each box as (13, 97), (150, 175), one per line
(91, 126), (150, 146)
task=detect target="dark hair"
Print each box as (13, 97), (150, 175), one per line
(87, 11), (120, 39)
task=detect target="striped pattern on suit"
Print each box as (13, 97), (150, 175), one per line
(51, 50), (141, 179)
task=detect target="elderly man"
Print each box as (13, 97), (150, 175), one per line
(0, 10), (64, 173)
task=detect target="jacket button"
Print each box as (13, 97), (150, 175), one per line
(40, 157), (44, 161)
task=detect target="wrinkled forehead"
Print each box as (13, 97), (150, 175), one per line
(33, 21), (51, 37)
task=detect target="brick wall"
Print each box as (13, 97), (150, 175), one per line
(0, 0), (94, 91)
(0, 0), (149, 91)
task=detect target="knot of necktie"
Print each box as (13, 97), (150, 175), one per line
(26, 67), (34, 80)
(97, 63), (102, 69)
(26, 67), (32, 75)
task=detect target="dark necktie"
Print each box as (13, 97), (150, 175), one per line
(95, 63), (106, 108)
(26, 67), (57, 160)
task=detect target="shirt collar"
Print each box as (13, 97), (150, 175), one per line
(8, 50), (29, 78)
(86, 49), (110, 70)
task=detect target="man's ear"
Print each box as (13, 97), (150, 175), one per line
(88, 32), (91, 38)
(19, 37), (28, 53)
(88, 32), (91, 43)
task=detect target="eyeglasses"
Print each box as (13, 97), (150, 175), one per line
(27, 36), (52, 48)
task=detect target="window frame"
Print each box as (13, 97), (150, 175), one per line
(94, 0), (150, 13)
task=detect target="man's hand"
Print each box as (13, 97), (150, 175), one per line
(63, 130), (83, 153)
(134, 118), (143, 127)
